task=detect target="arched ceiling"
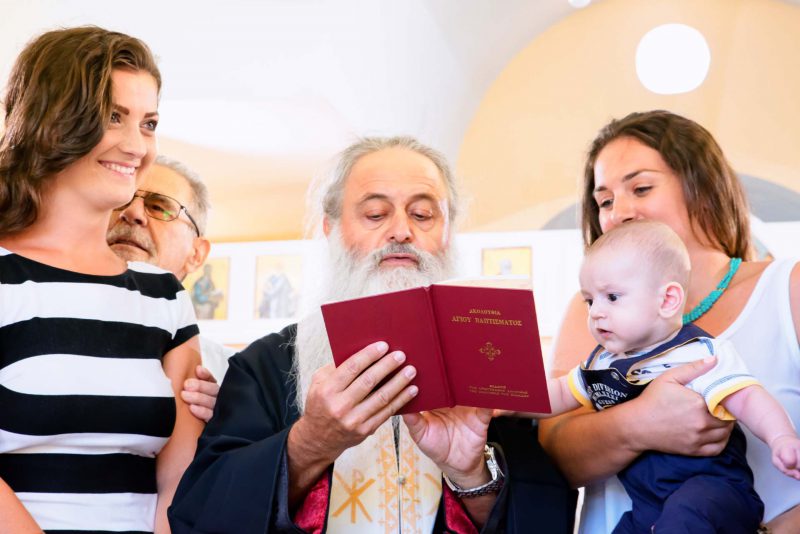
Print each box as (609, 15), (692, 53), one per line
(457, 0), (800, 233)
(3, 0), (800, 240)
(3, 0), (578, 241)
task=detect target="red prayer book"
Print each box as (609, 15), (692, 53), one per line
(321, 282), (551, 414)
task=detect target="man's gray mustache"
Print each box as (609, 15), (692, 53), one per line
(107, 225), (155, 253)
(370, 243), (423, 264)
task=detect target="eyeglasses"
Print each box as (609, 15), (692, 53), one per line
(115, 190), (201, 237)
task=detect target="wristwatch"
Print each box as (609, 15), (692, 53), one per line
(443, 445), (505, 498)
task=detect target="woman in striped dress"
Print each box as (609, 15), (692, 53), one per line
(0, 26), (204, 533)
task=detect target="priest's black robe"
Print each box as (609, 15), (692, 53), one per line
(169, 324), (577, 533)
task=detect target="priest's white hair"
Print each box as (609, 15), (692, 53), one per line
(305, 135), (463, 237)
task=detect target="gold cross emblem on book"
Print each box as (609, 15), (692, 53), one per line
(480, 342), (501, 361)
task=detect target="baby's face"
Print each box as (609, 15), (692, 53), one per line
(579, 250), (666, 354)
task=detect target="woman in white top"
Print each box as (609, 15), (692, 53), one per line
(539, 110), (800, 533)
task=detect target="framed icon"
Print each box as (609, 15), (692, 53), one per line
(481, 246), (532, 277)
(254, 254), (304, 319)
(184, 256), (230, 320)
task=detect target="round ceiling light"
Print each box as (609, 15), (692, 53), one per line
(636, 23), (710, 95)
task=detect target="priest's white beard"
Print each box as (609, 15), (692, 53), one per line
(293, 227), (454, 412)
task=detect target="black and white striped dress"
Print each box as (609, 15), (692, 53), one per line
(0, 246), (198, 533)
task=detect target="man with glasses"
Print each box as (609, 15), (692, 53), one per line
(108, 156), (208, 281)
(107, 155), (228, 421)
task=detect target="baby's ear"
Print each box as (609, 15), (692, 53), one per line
(659, 281), (685, 319)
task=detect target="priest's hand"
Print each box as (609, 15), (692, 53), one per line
(404, 407), (496, 526)
(286, 341), (418, 507)
(403, 406), (493, 488)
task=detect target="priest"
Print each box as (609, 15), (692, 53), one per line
(169, 136), (576, 533)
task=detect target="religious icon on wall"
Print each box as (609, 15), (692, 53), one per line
(254, 254), (303, 319)
(184, 257), (230, 320)
(481, 246), (532, 278)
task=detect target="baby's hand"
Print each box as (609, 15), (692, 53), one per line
(771, 434), (800, 480)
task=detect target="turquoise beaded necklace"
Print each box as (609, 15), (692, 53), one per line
(682, 257), (742, 324)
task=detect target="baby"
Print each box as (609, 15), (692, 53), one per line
(541, 220), (800, 533)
